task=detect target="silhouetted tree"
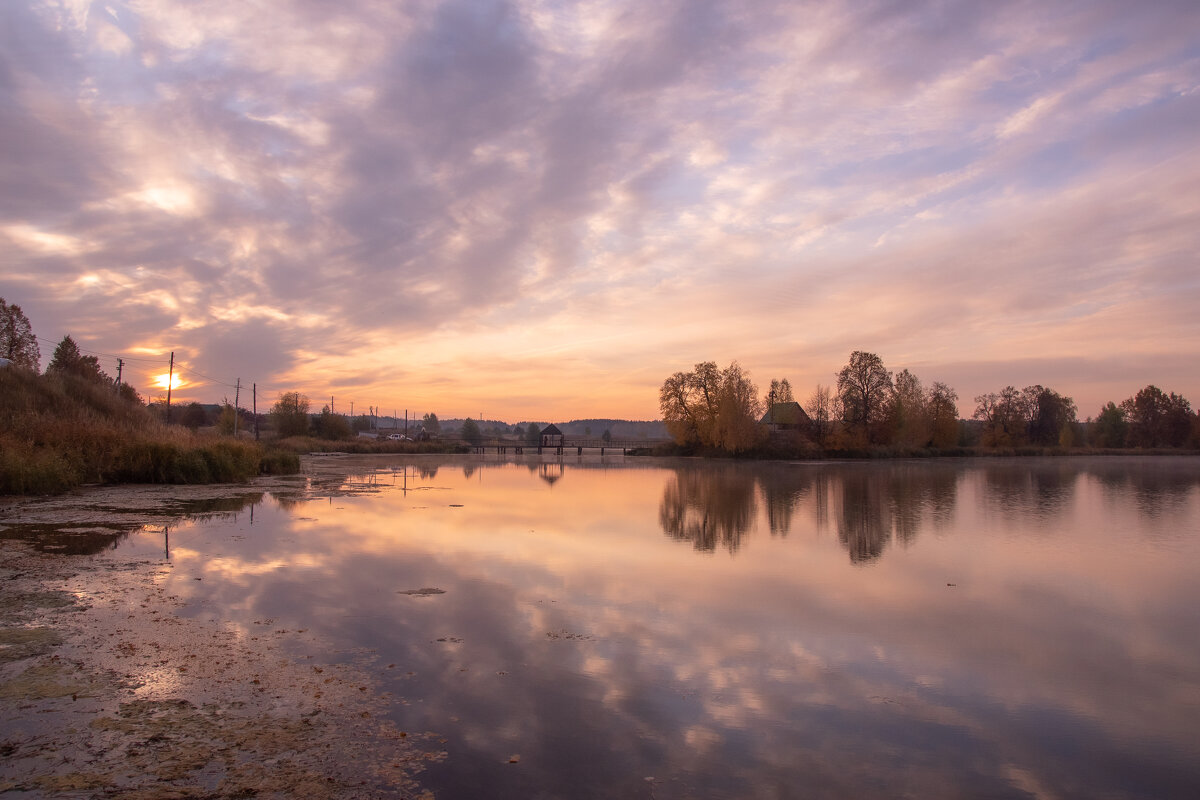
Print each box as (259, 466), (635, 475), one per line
(422, 412), (441, 434)
(1121, 385), (1192, 448)
(974, 385), (1027, 446)
(1091, 402), (1128, 448)
(270, 392), (310, 438)
(885, 369), (929, 447)
(765, 378), (794, 414)
(1025, 385), (1077, 446)
(0, 298), (39, 370)
(47, 335), (108, 382)
(460, 417), (482, 444)
(525, 422), (540, 445)
(837, 351), (893, 444)
(805, 384), (836, 446)
(182, 402), (209, 430)
(312, 405), (352, 439)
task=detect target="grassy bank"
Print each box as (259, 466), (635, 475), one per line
(0, 367), (298, 495)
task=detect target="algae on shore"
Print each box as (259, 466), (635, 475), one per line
(0, 477), (442, 799)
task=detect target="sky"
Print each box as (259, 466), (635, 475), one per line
(2, 0), (1198, 422)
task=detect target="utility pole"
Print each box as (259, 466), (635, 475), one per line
(253, 383), (259, 441)
(233, 379), (241, 436)
(166, 351), (174, 423)
(115, 359), (123, 392)
(331, 395), (335, 415)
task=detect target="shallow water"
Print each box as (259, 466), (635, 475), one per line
(110, 455), (1200, 799)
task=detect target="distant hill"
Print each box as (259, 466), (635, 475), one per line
(555, 419), (668, 439)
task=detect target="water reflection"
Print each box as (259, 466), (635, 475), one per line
(656, 462), (961, 563)
(0, 491), (266, 555)
(659, 465), (758, 553)
(106, 455), (1200, 799)
(1085, 457), (1200, 523)
(652, 458), (1200, 564)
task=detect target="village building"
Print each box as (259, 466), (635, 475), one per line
(759, 401), (812, 434)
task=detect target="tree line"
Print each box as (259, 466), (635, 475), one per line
(660, 350), (1200, 454)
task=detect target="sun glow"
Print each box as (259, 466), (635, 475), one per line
(154, 373), (183, 390)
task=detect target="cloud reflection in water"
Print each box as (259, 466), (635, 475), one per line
(122, 456), (1200, 799)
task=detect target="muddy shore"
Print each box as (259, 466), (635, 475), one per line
(0, 470), (442, 799)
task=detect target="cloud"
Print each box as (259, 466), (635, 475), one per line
(1, 0), (1198, 417)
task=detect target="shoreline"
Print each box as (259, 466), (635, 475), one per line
(0, 476), (442, 799)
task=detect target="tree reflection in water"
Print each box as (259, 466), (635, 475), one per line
(658, 465), (758, 553)
(658, 462), (959, 563)
(1085, 457), (1200, 522)
(836, 470), (890, 563)
(981, 460), (1079, 521)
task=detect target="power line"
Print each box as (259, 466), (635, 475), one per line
(33, 335), (169, 366)
(173, 363), (240, 389)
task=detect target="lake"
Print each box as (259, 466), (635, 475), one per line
(110, 455), (1200, 799)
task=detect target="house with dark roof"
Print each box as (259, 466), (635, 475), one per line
(759, 401), (812, 433)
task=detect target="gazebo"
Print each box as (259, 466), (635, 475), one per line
(539, 424), (565, 448)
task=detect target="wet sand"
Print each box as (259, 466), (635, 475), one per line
(0, 472), (442, 799)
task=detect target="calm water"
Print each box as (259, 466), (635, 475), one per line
(113, 455), (1200, 799)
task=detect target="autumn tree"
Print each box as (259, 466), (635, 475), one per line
(805, 384), (836, 446)
(711, 362), (765, 452)
(973, 386), (1027, 446)
(660, 361), (720, 446)
(270, 392), (310, 438)
(926, 381), (960, 448)
(837, 351), (893, 444)
(660, 361), (764, 452)
(885, 369), (929, 447)
(0, 298), (39, 370)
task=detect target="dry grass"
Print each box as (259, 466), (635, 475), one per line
(0, 367), (297, 495)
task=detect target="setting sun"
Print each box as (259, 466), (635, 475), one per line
(154, 373), (182, 390)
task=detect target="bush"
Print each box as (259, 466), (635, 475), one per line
(0, 367), (297, 494)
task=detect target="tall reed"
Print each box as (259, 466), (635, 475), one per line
(0, 367), (296, 495)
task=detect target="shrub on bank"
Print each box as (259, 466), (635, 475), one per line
(0, 367), (297, 494)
